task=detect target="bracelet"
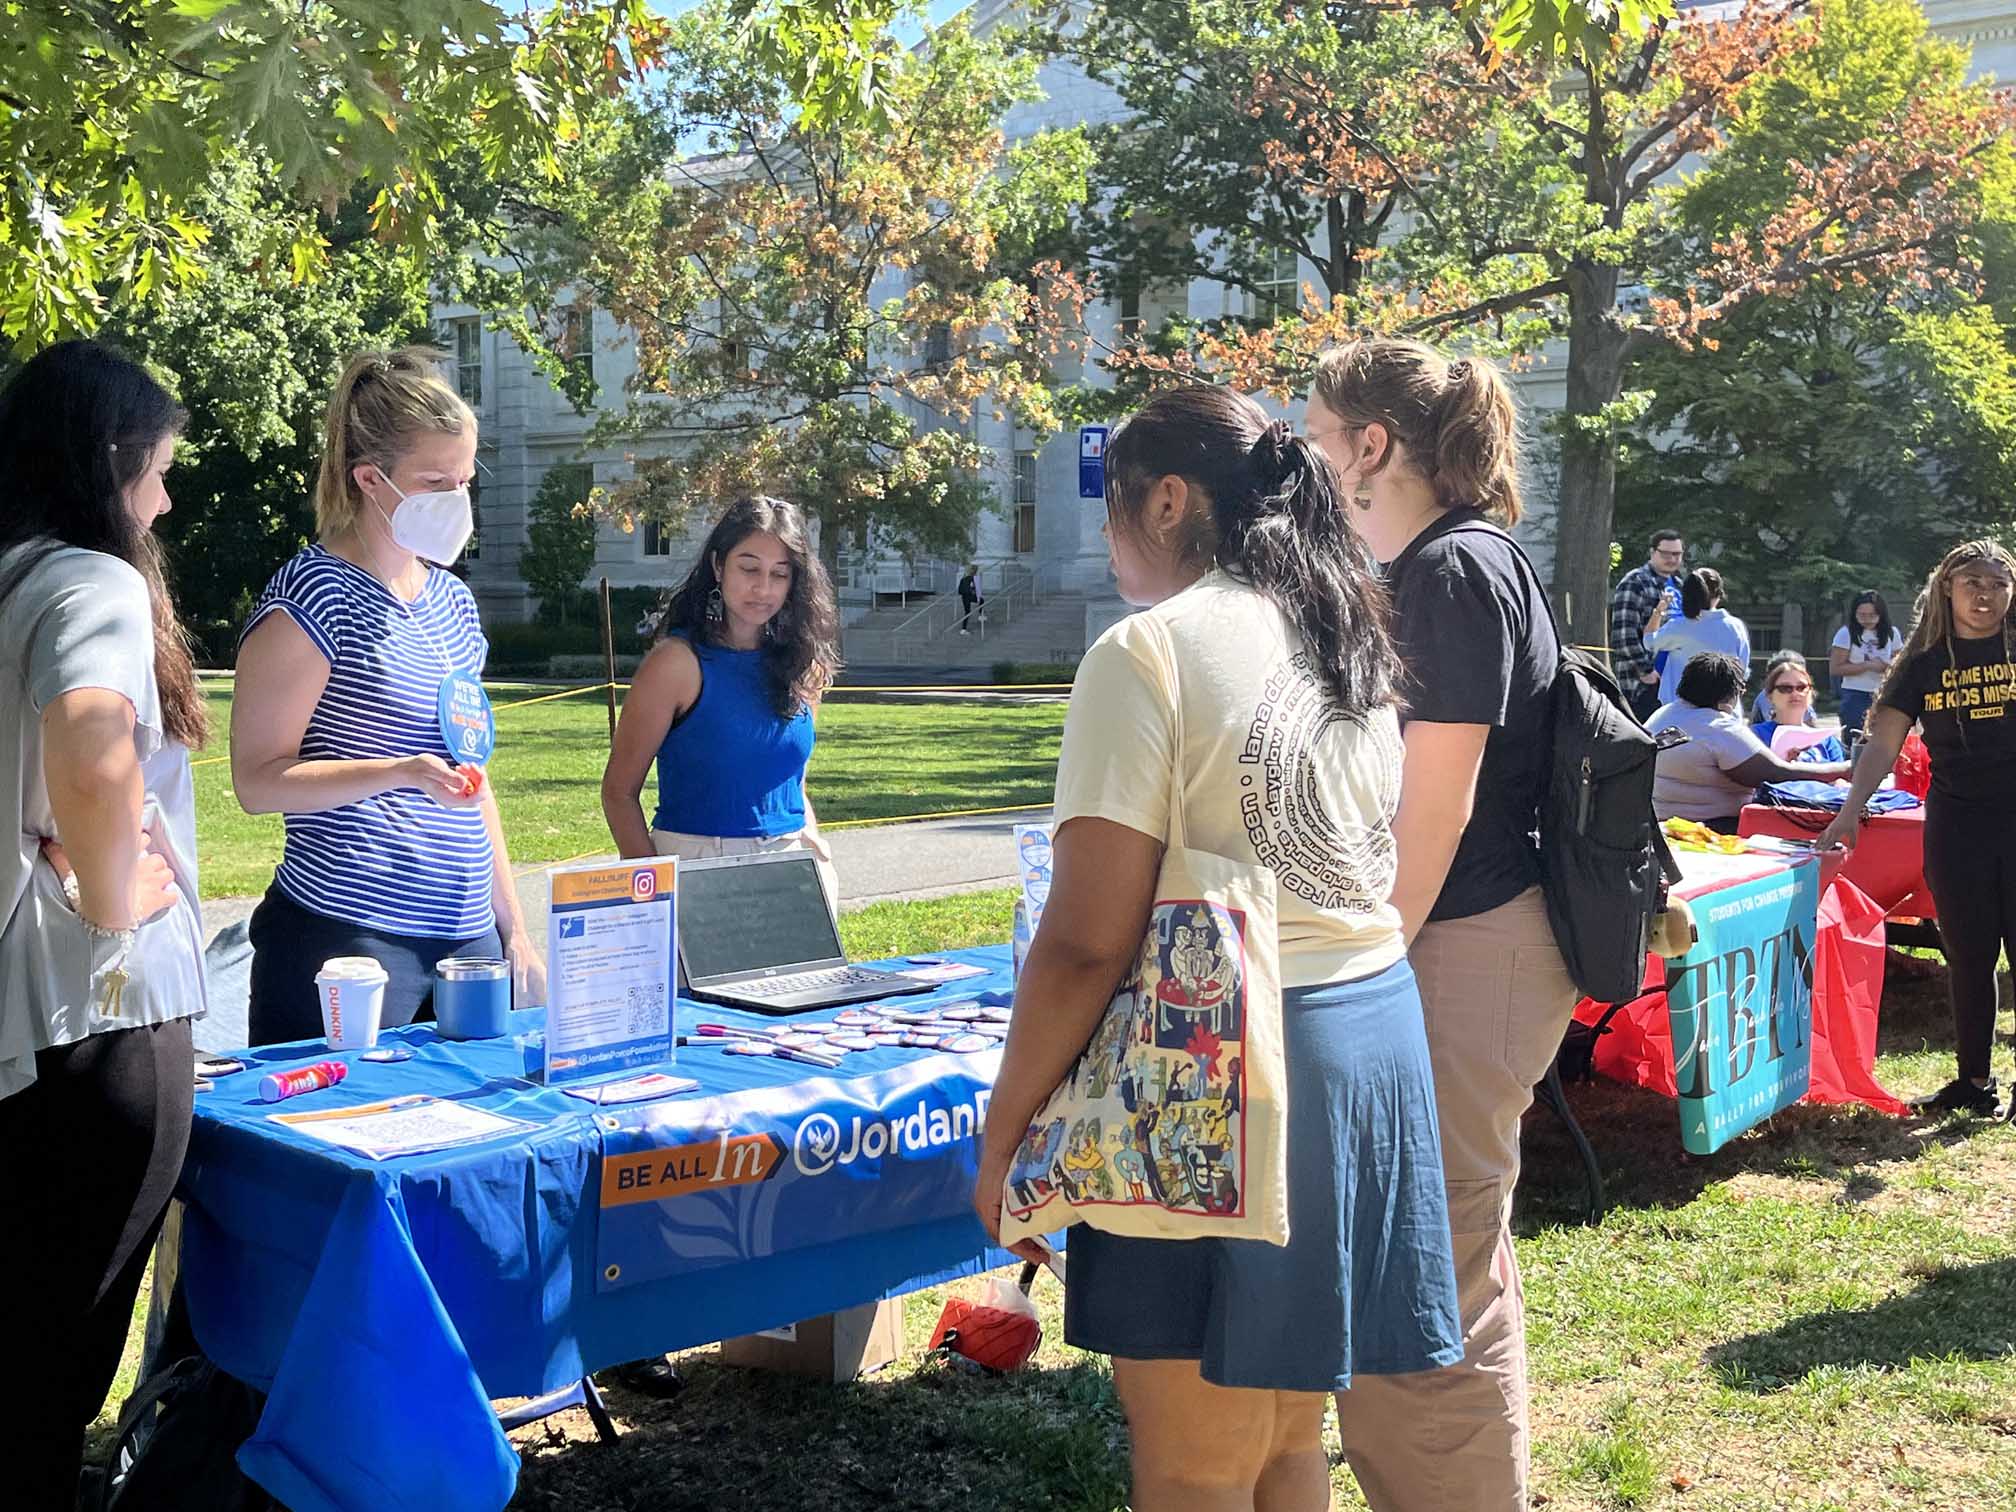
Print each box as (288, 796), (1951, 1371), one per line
(61, 871), (81, 909)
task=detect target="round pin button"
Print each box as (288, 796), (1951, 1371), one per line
(360, 1047), (415, 1063)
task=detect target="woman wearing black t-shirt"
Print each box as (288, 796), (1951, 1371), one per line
(1821, 540), (2016, 1118)
(1305, 338), (1573, 1511)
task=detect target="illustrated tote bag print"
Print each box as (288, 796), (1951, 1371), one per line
(998, 644), (1287, 1248)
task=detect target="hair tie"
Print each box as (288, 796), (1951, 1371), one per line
(1257, 418), (1295, 483)
(1446, 358), (1472, 384)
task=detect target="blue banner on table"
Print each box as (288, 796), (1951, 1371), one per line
(596, 1050), (998, 1290)
(543, 859), (678, 1086)
(1667, 860), (1818, 1154)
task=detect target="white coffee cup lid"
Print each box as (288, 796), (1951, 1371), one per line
(317, 955), (389, 983)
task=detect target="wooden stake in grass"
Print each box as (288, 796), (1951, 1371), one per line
(599, 576), (617, 745)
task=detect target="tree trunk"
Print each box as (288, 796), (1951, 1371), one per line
(1552, 261), (1631, 653)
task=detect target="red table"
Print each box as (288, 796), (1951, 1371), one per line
(1738, 803), (1933, 919)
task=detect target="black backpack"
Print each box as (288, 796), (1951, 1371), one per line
(95, 1355), (277, 1512)
(1451, 525), (1681, 1004)
(1537, 645), (1683, 1002)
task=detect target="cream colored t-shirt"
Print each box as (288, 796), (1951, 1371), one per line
(1053, 571), (1406, 989)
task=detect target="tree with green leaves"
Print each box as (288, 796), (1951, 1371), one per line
(1612, 0), (2016, 617)
(0, 0), (675, 350)
(520, 463), (601, 624)
(84, 162), (429, 651)
(488, 1), (1091, 566)
(1067, 0), (2014, 645)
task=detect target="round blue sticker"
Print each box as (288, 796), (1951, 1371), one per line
(437, 672), (495, 765)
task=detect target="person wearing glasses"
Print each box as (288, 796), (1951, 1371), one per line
(1609, 529), (1685, 722)
(1749, 651), (1845, 762)
(1651, 653), (1850, 834)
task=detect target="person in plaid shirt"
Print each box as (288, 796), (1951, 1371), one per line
(1610, 529), (1684, 720)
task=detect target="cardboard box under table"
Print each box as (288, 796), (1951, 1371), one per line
(174, 946), (1030, 1512)
(719, 1298), (905, 1382)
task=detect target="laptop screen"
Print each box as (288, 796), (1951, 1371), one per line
(677, 854), (844, 982)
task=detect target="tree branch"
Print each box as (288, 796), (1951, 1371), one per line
(1403, 276), (1569, 333)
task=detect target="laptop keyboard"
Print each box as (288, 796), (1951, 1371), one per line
(735, 966), (893, 998)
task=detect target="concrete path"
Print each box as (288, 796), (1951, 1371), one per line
(197, 805), (1053, 946)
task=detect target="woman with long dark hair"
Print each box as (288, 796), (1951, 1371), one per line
(1305, 338), (1572, 1509)
(0, 340), (208, 1504)
(1830, 589), (1902, 737)
(1822, 543), (2016, 1116)
(1643, 566), (1751, 709)
(602, 495), (842, 904)
(973, 386), (1459, 1511)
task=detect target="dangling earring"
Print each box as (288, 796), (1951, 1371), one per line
(1353, 481), (1374, 512)
(706, 586), (725, 627)
(763, 616), (779, 642)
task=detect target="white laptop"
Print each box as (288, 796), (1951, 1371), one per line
(675, 852), (936, 1013)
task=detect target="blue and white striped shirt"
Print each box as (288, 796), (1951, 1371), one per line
(242, 546), (495, 939)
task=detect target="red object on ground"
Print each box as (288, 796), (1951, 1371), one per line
(1738, 802), (1933, 919)
(928, 1280), (1042, 1373)
(1571, 873), (1906, 1116)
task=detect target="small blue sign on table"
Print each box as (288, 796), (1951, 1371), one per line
(1078, 425), (1109, 500)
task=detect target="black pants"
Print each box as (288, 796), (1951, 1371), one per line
(1923, 802), (2016, 1083)
(248, 884), (501, 1047)
(0, 1017), (194, 1510)
(959, 593), (979, 629)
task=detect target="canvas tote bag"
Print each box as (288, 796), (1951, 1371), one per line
(998, 624), (1288, 1248)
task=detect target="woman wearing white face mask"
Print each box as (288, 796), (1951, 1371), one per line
(232, 348), (546, 1044)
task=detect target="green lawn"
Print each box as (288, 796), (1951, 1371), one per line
(191, 683), (1065, 897)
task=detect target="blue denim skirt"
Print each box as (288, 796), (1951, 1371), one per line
(1063, 957), (1462, 1391)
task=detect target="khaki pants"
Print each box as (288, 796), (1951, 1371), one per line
(1336, 886), (1577, 1511)
(650, 828), (839, 915)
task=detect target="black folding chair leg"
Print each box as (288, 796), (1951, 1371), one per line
(1535, 1060), (1605, 1224)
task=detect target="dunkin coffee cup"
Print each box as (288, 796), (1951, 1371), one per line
(316, 956), (389, 1050)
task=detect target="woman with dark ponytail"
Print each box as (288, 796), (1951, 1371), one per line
(975, 385), (1460, 1510)
(1307, 338), (1575, 1511)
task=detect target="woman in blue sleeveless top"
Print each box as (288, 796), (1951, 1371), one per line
(602, 496), (842, 905)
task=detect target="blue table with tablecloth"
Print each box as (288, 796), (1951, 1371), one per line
(176, 946), (1023, 1512)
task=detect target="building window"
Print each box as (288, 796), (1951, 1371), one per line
(1013, 450), (1037, 506)
(445, 316), (482, 406)
(464, 472), (483, 561)
(1249, 246), (1302, 325)
(642, 518), (674, 558)
(1012, 449), (1038, 554)
(923, 323), (952, 368)
(561, 303), (596, 389)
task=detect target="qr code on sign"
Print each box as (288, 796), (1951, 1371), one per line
(625, 982), (666, 1037)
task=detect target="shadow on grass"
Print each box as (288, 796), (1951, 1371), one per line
(509, 1352), (1125, 1512)
(1703, 1256), (2016, 1391)
(1515, 964), (1999, 1231)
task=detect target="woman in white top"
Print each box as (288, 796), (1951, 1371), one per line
(1644, 566), (1750, 708)
(974, 385), (1459, 1511)
(0, 340), (207, 1504)
(1830, 590), (1903, 737)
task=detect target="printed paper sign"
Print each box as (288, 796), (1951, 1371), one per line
(544, 859), (678, 1086)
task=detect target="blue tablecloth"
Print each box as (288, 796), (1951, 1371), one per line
(178, 947), (1022, 1512)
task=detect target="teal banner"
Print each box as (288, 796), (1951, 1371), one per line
(1667, 860), (1819, 1154)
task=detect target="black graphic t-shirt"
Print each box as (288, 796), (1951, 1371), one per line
(1878, 631), (2016, 807)
(1385, 510), (1559, 922)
